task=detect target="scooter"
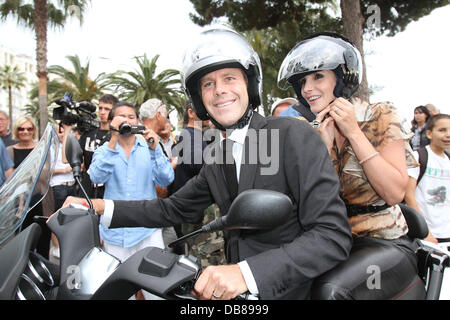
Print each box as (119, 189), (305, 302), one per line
(0, 125), (291, 300)
(0, 125), (448, 300)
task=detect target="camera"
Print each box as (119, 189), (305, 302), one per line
(53, 92), (100, 133)
(119, 123), (146, 136)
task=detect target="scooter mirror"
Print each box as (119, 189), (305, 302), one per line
(65, 133), (83, 178)
(168, 190), (292, 249)
(205, 189), (292, 232)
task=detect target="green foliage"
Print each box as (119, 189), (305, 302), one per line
(27, 55), (107, 121)
(105, 54), (186, 119)
(189, 0), (448, 37)
(0, 64), (26, 92)
(0, 64), (27, 124)
(360, 0), (450, 37)
(23, 98), (41, 120)
(0, 0), (90, 28)
(47, 54), (109, 101)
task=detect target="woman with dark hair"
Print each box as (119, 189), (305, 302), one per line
(277, 33), (424, 299)
(410, 105), (431, 151)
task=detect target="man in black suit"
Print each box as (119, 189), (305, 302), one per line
(60, 27), (352, 300)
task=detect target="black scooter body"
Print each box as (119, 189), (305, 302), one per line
(46, 207), (101, 299)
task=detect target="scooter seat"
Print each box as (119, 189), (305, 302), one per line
(399, 203), (429, 240)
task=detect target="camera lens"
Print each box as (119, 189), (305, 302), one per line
(119, 123), (132, 135)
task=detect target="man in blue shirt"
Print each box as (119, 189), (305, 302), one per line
(0, 138), (13, 187)
(89, 101), (174, 264)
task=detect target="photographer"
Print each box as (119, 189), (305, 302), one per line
(77, 94), (118, 198)
(88, 101), (174, 299)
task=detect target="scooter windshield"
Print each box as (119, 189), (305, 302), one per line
(0, 124), (59, 246)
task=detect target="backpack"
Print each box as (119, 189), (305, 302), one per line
(416, 147), (450, 184)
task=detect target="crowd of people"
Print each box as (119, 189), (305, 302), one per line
(0, 26), (449, 300)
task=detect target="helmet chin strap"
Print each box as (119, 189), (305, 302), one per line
(207, 106), (253, 132)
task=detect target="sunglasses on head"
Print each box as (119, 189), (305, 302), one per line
(18, 127), (34, 132)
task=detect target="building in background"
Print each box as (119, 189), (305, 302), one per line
(0, 46), (35, 122)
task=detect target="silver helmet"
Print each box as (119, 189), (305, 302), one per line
(277, 33), (363, 100)
(181, 26), (262, 123)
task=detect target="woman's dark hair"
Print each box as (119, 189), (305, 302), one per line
(411, 105), (431, 130)
(426, 113), (450, 132)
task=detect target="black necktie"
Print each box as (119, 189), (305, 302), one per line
(222, 138), (238, 201)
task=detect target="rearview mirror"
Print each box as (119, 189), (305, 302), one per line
(65, 133), (83, 178)
(205, 189), (292, 231)
(168, 189), (292, 248)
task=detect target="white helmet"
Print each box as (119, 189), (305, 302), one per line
(278, 33), (363, 101)
(181, 26), (262, 128)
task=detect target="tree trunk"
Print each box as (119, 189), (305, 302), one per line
(340, 0), (369, 102)
(8, 86), (13, 132)
(34, 0), (48, 137)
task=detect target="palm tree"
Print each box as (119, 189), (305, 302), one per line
(28, 78), (68, 121)
(0, 0), (90, 136)
(23, 98), (40, 120)
(27, 55), (108, 123)
(107, 54), (183, 113)
(0, 65), (27, 130)
(47, 54), (109, 101)
(167, 89), (188, 128)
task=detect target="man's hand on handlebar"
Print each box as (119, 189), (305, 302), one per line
(192, 264), (248, 300)
(46, 196), (106, 224)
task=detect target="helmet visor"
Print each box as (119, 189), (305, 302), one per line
(181, 27), (261, 88)
(277, 36), (362, 90)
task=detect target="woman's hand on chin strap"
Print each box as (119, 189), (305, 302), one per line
(312, 105), (334, 152)
(329, 98), (361, 139)
(317, 118), (336, 152)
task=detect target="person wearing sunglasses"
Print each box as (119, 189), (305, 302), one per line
(6, 116), (38, 169)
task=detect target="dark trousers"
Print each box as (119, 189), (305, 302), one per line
(77, 171), (105, 199)
(52, 184), (77, 211)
